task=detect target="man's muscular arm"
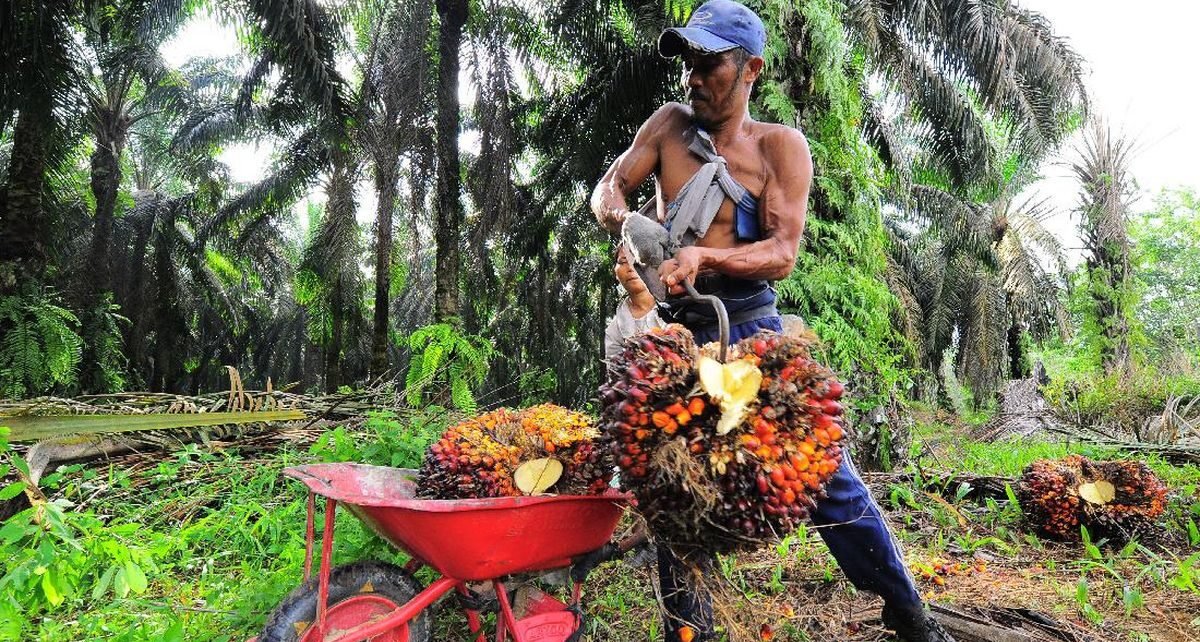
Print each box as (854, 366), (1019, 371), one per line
(591, 104), (682, 233)
(661, 128), (813, 292)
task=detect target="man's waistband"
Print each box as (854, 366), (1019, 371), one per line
(659, 275), (777, 328)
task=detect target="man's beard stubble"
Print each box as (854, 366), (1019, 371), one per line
(689, 85), (743, 129)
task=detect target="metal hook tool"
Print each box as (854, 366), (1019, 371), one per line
(680, 280), (729, 363)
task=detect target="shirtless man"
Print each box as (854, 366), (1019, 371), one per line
(591, 2), (954, 641)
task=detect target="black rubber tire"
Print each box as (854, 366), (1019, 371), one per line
(260, 561), (432, 642)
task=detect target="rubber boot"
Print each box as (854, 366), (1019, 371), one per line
(881, 603), (957, 642)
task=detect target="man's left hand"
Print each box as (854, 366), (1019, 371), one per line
(659, 246), (705, 295)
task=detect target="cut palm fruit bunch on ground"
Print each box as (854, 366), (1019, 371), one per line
(598, 324), (847, 553)
(416, 404), (613, 499)
(1016, 455), (1168, 541)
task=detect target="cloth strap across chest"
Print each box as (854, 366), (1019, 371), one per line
(659, 126), (762, 250)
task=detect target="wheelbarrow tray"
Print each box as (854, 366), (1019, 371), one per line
(285, 463), (628, 582)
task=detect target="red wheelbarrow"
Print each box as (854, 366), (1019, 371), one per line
(252, 463), (631, 642)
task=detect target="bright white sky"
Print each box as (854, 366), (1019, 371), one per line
(1019, 0), (1200, 257)
(163, 3), (1200, 249)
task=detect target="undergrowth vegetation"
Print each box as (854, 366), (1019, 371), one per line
(2, 409), (1198, 642)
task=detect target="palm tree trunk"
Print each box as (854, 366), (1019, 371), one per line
(78, 118), (128, 392)
(433, 0), (467, 322)
(124, 217), (153, 388)
(1007, 320), (1025, 379)
(370, 159), (398, 376)
(320, 157), (358, 393)
(326, 274), (344, 393)
(0, 106), (51, 293)
(1094, 253), (1133, 377)
(87, 121), (126, 295)
(151, 242), (177, 393)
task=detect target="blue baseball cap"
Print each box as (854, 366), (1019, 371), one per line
(658, 0), (766, 58)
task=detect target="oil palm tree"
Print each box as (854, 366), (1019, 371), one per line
(357, 0), (436, 376)
(297, 155), (368, 393)
(0, 0), (82, 292)
(1072, 119), (1137, 377)
(845, 0), (1087, 189)
(888, 177), (1068, 404)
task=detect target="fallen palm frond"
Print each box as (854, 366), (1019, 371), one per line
(1140, 395), (1200, 445)
(1, 410), (306, 442)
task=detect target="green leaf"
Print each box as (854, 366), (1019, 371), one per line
(160, 618), (185, 642)
(0, 519), (28, 544)
(0, 481), (25, 501)
(42, 570), (64, 607)
(8, 455), (30, 481)
(124, 560), (148, 594)
(93, 564), (118, 601)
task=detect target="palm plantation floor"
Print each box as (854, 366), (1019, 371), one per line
(12, 410), (1200, 642)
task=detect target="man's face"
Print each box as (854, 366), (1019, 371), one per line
(680, 48), (749, 127)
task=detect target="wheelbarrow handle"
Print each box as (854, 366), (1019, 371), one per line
(284, 466), (337, 491)
(681, 280), (729, 362)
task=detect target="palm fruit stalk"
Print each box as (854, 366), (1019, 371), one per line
(599, 325), (848, 553)
(417, 404), (613, 499)
(1017, 455), (1168, 541)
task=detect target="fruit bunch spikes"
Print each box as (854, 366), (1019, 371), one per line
(1017, 455), (1168, 542)
(417, 404), (613, 499)
(600, 325), (849, 553)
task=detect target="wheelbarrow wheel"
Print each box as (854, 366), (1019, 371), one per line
(260, 561), (431, 642)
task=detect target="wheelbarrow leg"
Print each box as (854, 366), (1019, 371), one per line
(455, 583), (487, 642)
(303, 491), (316, 582)
(494, 580), (521, 642)
(315, 497), (336, 633)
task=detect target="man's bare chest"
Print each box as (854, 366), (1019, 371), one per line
(655, 135), (768, 206)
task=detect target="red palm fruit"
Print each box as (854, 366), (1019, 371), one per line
(789, 454), (809, 473)
(1017, 455), (1168, 542)
(599, 325), (848, 553)
(418, 404), (611, 500)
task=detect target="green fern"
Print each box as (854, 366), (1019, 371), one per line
(0, 291), (84, 398)
(758, 0), (913, 404)
(403, 323), (495, 411)
(88, 295), (129, 393)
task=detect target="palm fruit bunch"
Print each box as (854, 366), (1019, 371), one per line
(599, 324), (847, 553)
(416, 404), (612, 499)
(1017, 455), (1168, 541)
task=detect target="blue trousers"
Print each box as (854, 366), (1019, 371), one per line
(658, 316), (921, 642)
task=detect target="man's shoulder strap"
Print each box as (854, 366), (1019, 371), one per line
(661, 125), (749, 250)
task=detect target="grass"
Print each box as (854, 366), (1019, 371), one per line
(2, 408), (1199, 641)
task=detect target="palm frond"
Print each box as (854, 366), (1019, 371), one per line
(955, 270), (1008, 403)
(895, 184), (996, 268)
(202, 128), (332, 245)
(244, 0), (353, 123)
